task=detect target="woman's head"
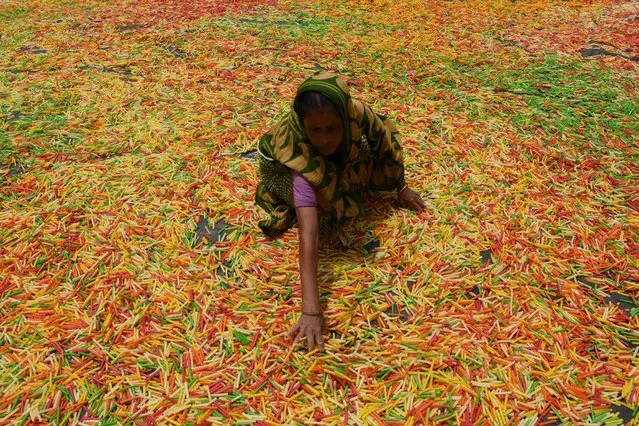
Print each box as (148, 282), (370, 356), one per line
(295, 91), (344, 156)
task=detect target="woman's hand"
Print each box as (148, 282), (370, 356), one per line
(289, 313), (325, 352)
(399, 186), (426, 211)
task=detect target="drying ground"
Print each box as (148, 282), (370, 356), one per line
(1, 0), (638, 424)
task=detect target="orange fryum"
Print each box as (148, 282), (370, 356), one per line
(406, 399), (435, 418)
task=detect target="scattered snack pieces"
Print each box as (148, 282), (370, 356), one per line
(1, 0), (637, 424)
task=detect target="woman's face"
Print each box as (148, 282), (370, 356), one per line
(302, 109), (344, 156)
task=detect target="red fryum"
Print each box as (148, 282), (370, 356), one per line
(96, 0), (279, 28)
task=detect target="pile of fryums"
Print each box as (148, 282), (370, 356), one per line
(1, 0), (638, 424)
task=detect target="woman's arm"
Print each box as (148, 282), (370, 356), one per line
(297, 206), (321, 314)
(288, 206), (325, 352)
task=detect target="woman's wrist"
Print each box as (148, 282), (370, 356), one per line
(397, 183), (408, 195)
(302, 300), (322, 313)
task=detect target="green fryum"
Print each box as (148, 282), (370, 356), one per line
(233, 329), (252, 345)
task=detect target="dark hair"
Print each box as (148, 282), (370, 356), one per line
(295, 91), (338, 121)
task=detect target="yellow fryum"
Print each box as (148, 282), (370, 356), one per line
(621, 379), (636, 400)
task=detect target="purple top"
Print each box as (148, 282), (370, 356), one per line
(292, 170), (318, 208)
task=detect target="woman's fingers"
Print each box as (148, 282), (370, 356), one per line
(288, 324), (300, 338)
(290, 318), (325, 353)
(306, 330), (316, 352)
(399, 188), (425, 212)
(307, 330), (325, 353)
(407, 196), (422, 211)
(405, 189), (426, 212)
(316, 334), (325, 352)
(292, 324), (306, 345)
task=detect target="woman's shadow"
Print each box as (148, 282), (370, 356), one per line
(316, 191), (406, 318)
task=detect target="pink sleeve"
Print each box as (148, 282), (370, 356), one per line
(292, 170), (318, 208)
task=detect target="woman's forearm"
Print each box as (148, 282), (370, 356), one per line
(296, 207), (321, 313)
(299, 227), (321, 313)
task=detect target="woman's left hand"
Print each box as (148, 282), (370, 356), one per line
(399, 186), (426, 212)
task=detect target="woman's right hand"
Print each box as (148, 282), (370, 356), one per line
(289, 313), (325, 352)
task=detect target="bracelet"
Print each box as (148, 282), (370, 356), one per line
(302, 312), (323, 316)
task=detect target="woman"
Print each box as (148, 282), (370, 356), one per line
(255, 72), (425, 352)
